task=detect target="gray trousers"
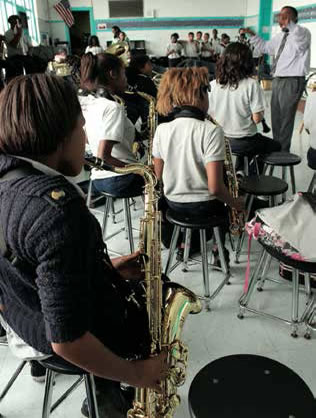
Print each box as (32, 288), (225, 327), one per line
(271, 76), (305, 152)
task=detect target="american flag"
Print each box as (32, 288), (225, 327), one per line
(54, 0), (75, 28)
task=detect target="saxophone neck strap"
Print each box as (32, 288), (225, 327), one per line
(173, 105), (206, 121)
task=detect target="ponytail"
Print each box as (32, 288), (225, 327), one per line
(80, 53), (98, 89)
(80, 53), (123, 90)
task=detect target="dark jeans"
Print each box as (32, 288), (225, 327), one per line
(93, 174), (144, 198)
(307, 147), (316, 170)
(229, 133), (281, 173)
(166, 198), (229, 245)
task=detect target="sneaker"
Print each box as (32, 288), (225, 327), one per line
(30, 360), (46, 383)
(0, 324), (7, 343)
(81, 380), (132, 418)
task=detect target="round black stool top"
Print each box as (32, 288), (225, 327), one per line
(232, 150), (254, 158)
(263, 152), (302, 166)
(166, 209), (227, 229)
(189, 354), (315, 418)
(40, 356), (87, 376)
(260, 239), (316, 274)
(101, 191), (143, 199)
(240, 175), (288, 196)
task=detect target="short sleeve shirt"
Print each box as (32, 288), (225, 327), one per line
(5, 28), (28, 57)
(209, 78), (265, 138)
(79, 94), (137, 179)
(153, 117), (225, 202)
(166, 42), (183, 59)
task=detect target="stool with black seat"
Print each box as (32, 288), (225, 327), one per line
(238, 239), (316, 338)
(235, 175), (288, 264)
(40, 356), (99, 418)
(86, 177), (140, 254)
(263, 152), (301, 201)
(188, 354), (315, 418)
(164, 210), (230, 311)
(101, 191), (142, 254)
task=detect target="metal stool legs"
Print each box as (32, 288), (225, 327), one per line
(200, 229), (211, 311)
(165, 225), (230, 311)
(41, 370), (99, 418)
(84, 374), (100, 418)
(267, 165), (297, 200)
(42, 369), (55, 418)
(182, 229), (192, 272)
(0, 360), (27, 402)
(102, 197), (135, 252)
(165, 226), (181, 276)
(123, 198), (135, 253)
(238, 248), (315, 337)
(235, 195), (255, 264)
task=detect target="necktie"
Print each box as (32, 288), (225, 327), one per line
(271, 28), (289, 75)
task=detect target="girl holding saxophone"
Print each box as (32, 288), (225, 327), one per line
(153, 67), (244, 266)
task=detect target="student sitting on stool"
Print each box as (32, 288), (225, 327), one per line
(153, 67), (244, 266)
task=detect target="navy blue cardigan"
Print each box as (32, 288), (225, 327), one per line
(0, 155), (128, 355)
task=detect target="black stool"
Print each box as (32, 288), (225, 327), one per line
(40, 356), (99, 418)
(189, 354), (315, 418)
(101, 191), (141, 254)
(263, 152), (301, 201)
(232, 152), (259, 176)
(235, 175), (288, 263)
(164, 210), (230, 311)
(238, 240), (316, 338)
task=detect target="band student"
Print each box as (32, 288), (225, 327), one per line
(79, 53), (144, 197)
(241, 6), (311, 152)
(153, 67), (244, 267)
(0, 74), (167, 417)
(209, 42), (281, 175)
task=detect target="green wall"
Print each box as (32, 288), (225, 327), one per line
(258, 0), (273, 40)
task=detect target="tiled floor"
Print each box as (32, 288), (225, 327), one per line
(0, 96), (315, 417)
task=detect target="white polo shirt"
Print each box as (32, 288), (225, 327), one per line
(201, 41), (213, 58)
(166, 42), (183, 59)
(209, 78), (265, 138)
(79, 94), (137, 179)
(152, 117), (225, 203)
(5, 28), (29, 57)
(183, 41), (199, 58)
(85, 46), (103, 55)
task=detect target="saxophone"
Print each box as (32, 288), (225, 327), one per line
(135, 91), (158, 166)
(223, 136), (245, 236)
(84, 157), (202, 418)
(206, 115), (244, 236)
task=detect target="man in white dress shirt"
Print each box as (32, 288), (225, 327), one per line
(242, 6), (311, 152)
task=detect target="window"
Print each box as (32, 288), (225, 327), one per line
(0, 0), (38, 43)
(109, 0), (143, 18)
